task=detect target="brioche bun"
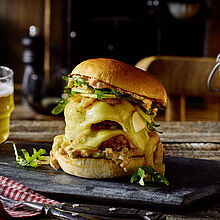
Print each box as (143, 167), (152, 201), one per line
(50, 148), (146, 178)
(70, 58), (167, 107)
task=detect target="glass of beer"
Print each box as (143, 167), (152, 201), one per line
(0, 66), (14, 144)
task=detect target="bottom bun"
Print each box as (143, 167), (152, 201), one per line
(50, 148), (145, 178)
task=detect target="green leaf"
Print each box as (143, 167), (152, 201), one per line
(73, 75), (88, 87)
(94, 89), (104, 100)
(147, 122), (163, 134)
(64, 89), (71, 94)
(94, 88), (117, 100)
(130, 172), (138, 183)
(52, 99), (69, 115)
(36, 149), (45, 160)
(93, 152), (101, 158)
(22, 149), (31, 162)
(137, 168), (146, 186)
(130, 165), (169, 186)
(111, 89), (122, 97)
(62, 75), (69, 83)
(13, 144), (46, 168)
(151, 122), (160, 127)
(13, 143), (28, 166)
(152, 173), (170, 186)
(52, 90), (77, 115)
(151, 101), (165, 111)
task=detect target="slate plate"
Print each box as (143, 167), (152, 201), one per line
(0, 141), (219, 209)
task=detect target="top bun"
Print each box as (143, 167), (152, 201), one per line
(71, 58), (167, 107)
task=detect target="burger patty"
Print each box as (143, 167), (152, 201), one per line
(91, 120), (123, 130)
(98, 135), (129, 151)
(54, 134), (145, 171)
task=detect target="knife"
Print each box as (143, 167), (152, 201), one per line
(0, 194), (166, 219)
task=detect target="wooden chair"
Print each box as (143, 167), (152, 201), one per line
(135, 56), (218, 121)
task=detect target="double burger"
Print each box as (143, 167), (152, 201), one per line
(50, 58), (167, 179)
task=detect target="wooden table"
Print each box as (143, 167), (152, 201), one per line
(9, 120), (220, 161)
(5, 107), (220, 219)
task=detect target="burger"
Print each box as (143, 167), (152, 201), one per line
(50, 58), (167, 179)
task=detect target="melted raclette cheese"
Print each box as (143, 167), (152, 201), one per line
(52, 96), (164, 174)
(63, 98), (154, 152)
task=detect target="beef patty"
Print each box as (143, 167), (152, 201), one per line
(98, 135), (129, 151)
(91, 120), (123, 130)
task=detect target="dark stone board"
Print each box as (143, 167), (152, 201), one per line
(0, 141), (219, 210)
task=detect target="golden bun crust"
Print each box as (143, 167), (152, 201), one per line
(51, 148), (145, 178)
(70, 58), (167, 107)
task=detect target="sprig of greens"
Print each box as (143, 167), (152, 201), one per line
(52, 74), (165, 132)
(130, 165), (169, 186)
(151, 101), (165, 112)
(13, 143), (46, 168)
(147, 122), (162, 134)
(73, 75), (88, 87)
(52, 99), (69, 115)
(52, 75), (87, 115)
(62, 75), (69, 83)
(93, 88), (114, 100)
(94, 88), (145, 109)
(52, 91), (77, 115)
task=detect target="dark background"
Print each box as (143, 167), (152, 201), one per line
(0, 0), (219, 84)
(69, 0), (207, 67)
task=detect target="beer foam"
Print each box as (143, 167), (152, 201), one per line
(0, 83), (13, 96)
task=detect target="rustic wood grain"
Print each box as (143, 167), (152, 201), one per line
(8, 120), (220, 161)
(159, 121), (220, 142)
(9, 120), (65, 142)
(9, 120), (220, 142)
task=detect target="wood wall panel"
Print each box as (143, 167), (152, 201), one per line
(0, 0), (45, 83)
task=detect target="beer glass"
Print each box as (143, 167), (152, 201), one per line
(0, 66), (14, 144)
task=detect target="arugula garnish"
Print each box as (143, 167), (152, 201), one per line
(73, 75), (88, 87)
(52, 90), (78, 115)
(94, 89), (105, 100)
(62, 75), (69, 83)
(94, 88), (145, 109)
(93, 88), (113, 100)
(13, 143), (46, 168)
(151, 101), (164, 112)
(52, 75), (165, 133)
(130, 166), (169, 186)
(147, 122), (162, 134)
(52, 99), (69, 115)
(52, 75), (88, 115)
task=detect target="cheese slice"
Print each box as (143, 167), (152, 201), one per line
(63, 99), (153, 152)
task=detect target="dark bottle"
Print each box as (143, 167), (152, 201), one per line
(21, 26), (63, 115)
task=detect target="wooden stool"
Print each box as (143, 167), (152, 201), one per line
(136, 56), (218, 121)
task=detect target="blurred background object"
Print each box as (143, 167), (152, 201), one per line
(135, 56), (218, 121)
(167, 0), (201, 19)
(0, 0), (220, 120)
(21, 25), (64, 115)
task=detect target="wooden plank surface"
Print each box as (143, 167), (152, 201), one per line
(159, 121), (220, 143)
(9, 120), (65, 142)
(8, 120), (220, 161)
(9, 120), (220, 142)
